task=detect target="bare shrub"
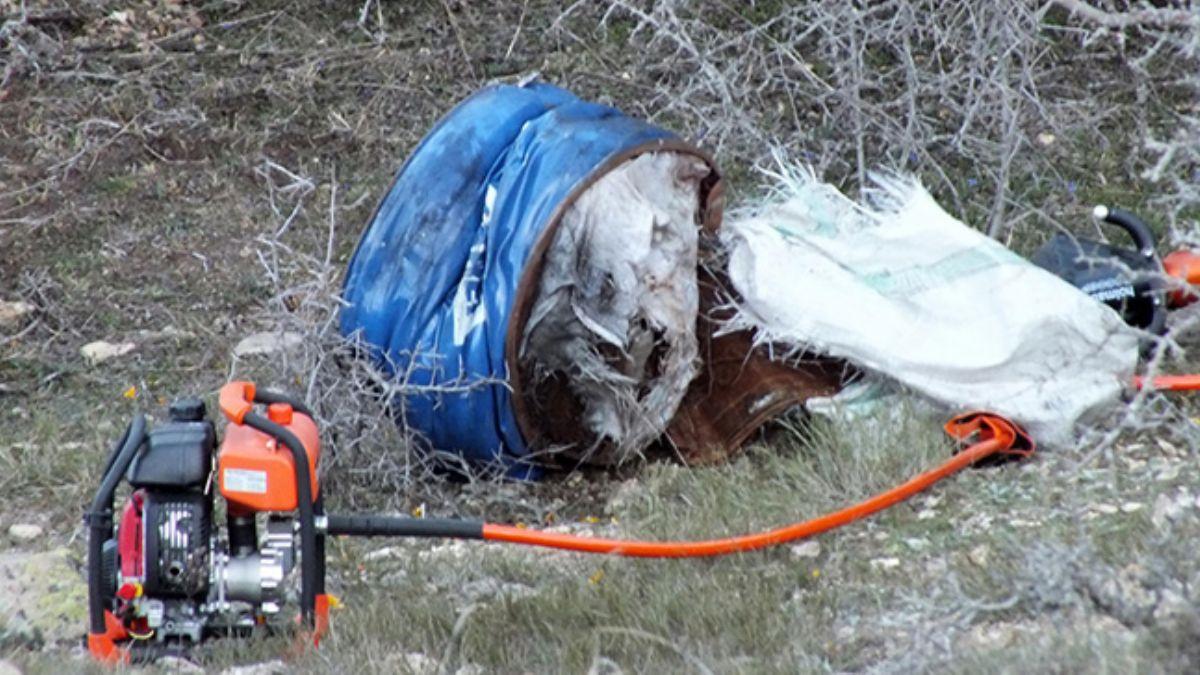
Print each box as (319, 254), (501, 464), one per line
(554, 1), (1198, 244)
(548, 0), (1200, 457)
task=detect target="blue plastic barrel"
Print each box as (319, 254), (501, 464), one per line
(340, 83), (716, 477)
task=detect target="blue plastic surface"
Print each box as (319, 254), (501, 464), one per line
(340, 83), (678, 476)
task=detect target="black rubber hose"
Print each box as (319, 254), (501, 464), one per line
(243, 412), (317, 627)
(253, 389), (314, 419)
(325, 514), (484, 539)
(86, 415), (147, 635)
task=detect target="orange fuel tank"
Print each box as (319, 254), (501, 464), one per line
(218, 402), (320, 512)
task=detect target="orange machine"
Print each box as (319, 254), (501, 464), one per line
(86, 382), (329, 665)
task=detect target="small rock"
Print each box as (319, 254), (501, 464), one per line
(962, 512), (994, 533)
(1035, 132), (1056, 146)
(81, 340), (136, 365)
(1092, 503), (1119, 515)
(0, 659), (23, 675)
(219, 660), (288, 675)
(968, 545), (990, 567)
(1156, 463), (1181, 482)
(967, 621), (1020, 650)
(0, 300), (34, 330)
(6, 524), (42, 542)
(383, 652), (438, 675)
(1122, 457), (1147, 471)
(460, 578), (535, 603)
(363, 545), (404, 562)
(1155, 438), (1183, 457)
(916, 508), (937, 520)
(1152, 491), (1193, 528)
(1120, 502), (1144, 513)
(870, 557), (900, 571)
(406, 653), (438, 673)
(233, 331), (304, 357)
(157, 656), (204, 674)
(789, 541), (821, 559)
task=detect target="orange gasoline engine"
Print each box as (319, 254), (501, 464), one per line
(85, 383), (330, 664)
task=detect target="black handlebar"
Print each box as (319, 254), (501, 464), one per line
(1096, 204), (1168, 343)
(1096, 205), (1157, 260)
(86, 415), (148, 636)
(242, 411), (319, 628)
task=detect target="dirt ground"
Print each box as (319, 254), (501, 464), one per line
(3, 1), (1200, 673)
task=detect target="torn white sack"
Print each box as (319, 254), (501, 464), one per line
(722, 169), (1139, 447)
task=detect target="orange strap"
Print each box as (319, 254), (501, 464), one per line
(483, 412), (1032, 558)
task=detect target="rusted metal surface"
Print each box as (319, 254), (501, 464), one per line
(666, 262), (846, 464)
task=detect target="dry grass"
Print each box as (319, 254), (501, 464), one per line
(3, 0), (1200, 672)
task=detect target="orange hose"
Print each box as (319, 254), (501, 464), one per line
(1134, 374), (1200, 392)
(482, 436), (1005, 557)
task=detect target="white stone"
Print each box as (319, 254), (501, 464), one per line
(870, 557), (900, 570)
(157, 656), (204, 674)
(233, 331), (304, 357)
(0, 301), (34, 330)
(219, 660), (288, 675)
(7, 524), (42, 542)
(968, 545), (990, 568)
(789, 540), (821, 559)
(81, 340), (136, 365)
(363, 545), (404, 562)
(384, 652), (438, 675)
(1151, 491), (1193, 528)
(0, 658), (22, 675)
(1156, 463), (1181, 482)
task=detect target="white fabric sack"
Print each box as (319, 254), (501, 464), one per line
(723, 168), (1139, 447)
